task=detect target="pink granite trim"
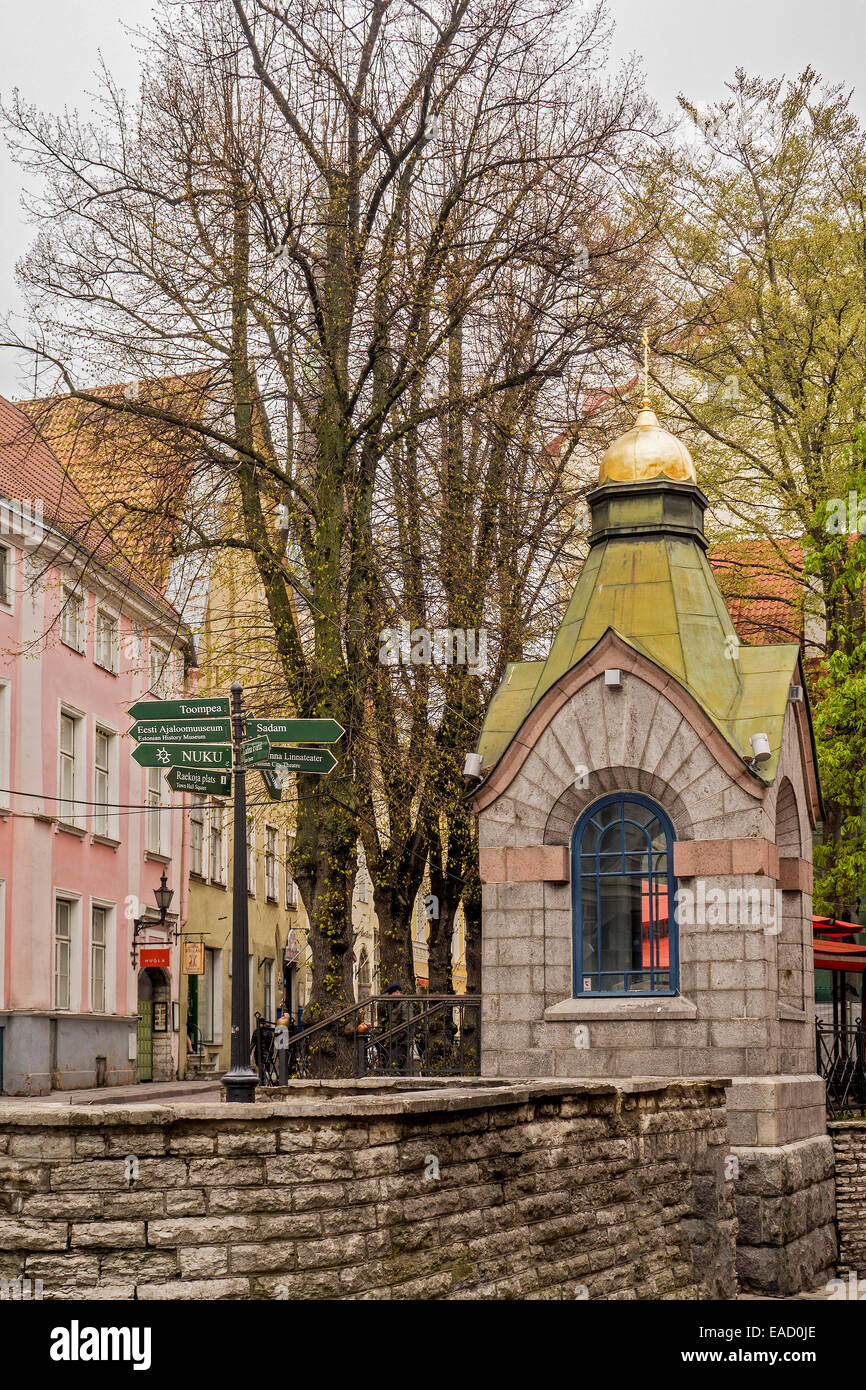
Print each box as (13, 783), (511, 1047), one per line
(479, 845), (570, 883)
(673, 838), (781, 878)
(778, 857), (813, 893)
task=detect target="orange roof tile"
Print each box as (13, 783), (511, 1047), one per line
(0, 393), (182, 621)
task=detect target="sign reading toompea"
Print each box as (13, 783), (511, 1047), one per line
(129, 718), (232, 744)
(128, 697), (231, 720)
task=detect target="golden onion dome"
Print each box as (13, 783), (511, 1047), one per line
(599, 397), (696, 485)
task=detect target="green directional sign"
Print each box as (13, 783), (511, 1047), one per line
(246, 718), (344, 744)
(266, 746), (337, 776)
(131, 743), (233, 770)
(259, 768), (284, 802)
(243, 735), (271, 767)
(128, 697), (231, 721)
(165, 766), (232, 797)
(129, 718), (232, 745)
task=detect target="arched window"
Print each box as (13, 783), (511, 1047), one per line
(572, 793), (678, 997)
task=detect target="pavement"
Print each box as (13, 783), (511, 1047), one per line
(0, 1079), (222, 1106)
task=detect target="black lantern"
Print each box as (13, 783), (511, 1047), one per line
(154, 870), (174, 921)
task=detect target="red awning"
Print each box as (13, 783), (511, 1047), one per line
(813, 917), (866, 972)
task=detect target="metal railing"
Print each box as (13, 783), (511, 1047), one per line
(816, 1019), (866, 1118)
(251, 995), (482, 1083)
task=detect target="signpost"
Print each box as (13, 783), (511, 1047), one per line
(129, 718), (232, 744)
(266, 746), (337, 776)
(246, 718), (344, 744)
(222, 683), (260, 1104)
(131, 744), (233, 770)
(126, 688), (343, 1104)
(165, 766), (231, 798)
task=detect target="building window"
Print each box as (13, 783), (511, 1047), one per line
(0, 545), (8, 603)
(59, 711), (80, 824)
(265, 826), (277, 901)
(572, 793), (678, 997)
(285, 834), (298, 908)
(60, 584), (84, 651)
(91, 906), (107, 1013)
(146, 767), (163, 854)
(95, 608), (118, 673)
(247, 822), (256, 897)
(357, 946), (372, 1000)
(210, 807), (225, 885)
(149, 641), (170, 697)
(356, 852), (369, 904)
(93, 728), (112, 837)
(263, 958), (274, 1020)
(55, 899), (72, 1010)
(190, 796), (205, 877)
(200, 947), (221, 1043)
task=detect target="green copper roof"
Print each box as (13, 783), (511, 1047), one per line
(477, 479), (800, 784)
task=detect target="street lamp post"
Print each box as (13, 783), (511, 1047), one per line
(130, 870), (176, 967)
(222, 681), (259, 1103)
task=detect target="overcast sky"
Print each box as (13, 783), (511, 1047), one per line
(1, 0), (864, 398)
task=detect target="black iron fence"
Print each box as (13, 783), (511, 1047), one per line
(252, 995), (482, 1083)
(816, 1019), (866, 1118)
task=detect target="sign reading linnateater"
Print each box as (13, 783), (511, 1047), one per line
(128, 697), (230, 720)
(267, 746), (337, 775)
(245, 718), (344, 744)
(131, 743), (232, 769)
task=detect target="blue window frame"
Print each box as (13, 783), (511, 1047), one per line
(572, 793), (678, 997)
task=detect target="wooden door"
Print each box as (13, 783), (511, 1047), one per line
(137, 1000), (153, 1082)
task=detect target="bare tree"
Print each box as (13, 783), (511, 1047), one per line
(3, 0), (655, 1022)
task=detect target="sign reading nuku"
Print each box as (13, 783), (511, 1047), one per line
(132, 743), (232, 769)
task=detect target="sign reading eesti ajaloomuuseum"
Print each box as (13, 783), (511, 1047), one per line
(129, 718), (232, 744)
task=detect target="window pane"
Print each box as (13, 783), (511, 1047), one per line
(576, 797), (675, 997)
(55, 901), (71, 1011)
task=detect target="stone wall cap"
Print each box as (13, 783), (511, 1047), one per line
(544, 995), (698, 1022)
(0, 1077), (732, 1125)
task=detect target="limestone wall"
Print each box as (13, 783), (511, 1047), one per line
(829, 1120), (866, 1275)
(0, 1079), (736, 1300)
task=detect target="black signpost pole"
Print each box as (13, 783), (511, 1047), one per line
(222, 681), (258, 1104)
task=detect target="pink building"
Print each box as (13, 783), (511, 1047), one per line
(0, 397), (191, 1093)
